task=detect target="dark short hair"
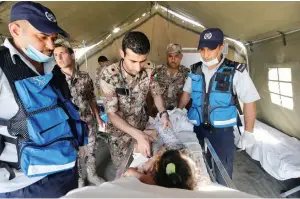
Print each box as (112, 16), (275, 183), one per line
(122, 31), (150, 56)
(54, 43), (74, 55)
(98, 56), (108, 62)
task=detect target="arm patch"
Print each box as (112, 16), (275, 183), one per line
(235, 63), (247, 72)
(224, 59), (247, 73)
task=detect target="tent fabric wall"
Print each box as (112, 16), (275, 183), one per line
(82, 14), (246, 89)
(248, 32), (300, 139)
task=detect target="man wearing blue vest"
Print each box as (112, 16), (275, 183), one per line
(0, 2), (88, 197)
(178, 28), (260, 185)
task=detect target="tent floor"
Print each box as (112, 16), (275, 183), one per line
(94, 138), (300, 198)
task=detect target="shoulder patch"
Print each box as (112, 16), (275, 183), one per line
(106, 63), (120, 76)
(235, 63), (247, 72)
(144, 61), (155, 69)
(224, 59), (247, 73)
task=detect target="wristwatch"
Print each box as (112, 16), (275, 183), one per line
(159, 110), (169, 118)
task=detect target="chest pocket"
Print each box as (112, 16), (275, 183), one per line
(131, 83), (148, 107)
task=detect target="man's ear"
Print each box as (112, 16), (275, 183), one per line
(179, 53), (183, 60)
(71, 53), (75, 60)
(120, 48), (125, 59)
(8, 22), (22, 37)
(219, 44), (225, 52)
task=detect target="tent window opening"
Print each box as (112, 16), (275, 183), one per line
(268, 68), (293, 110)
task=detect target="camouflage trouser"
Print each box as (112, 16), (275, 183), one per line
(107, 134), (133, 169)
(78, 121), (104, 186)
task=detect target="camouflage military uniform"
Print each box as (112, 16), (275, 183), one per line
(99, 60), (162, 168)
(95, 61), (112, 92)
(65, 70), (104, 186)
(156, 64), (190, 109)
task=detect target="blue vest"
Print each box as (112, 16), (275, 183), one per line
(0, 47), (88, 180)
(188, 60), (240, 128)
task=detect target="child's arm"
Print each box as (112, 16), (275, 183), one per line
(123, 168), (144, 179)
(124, 168), (156, 185)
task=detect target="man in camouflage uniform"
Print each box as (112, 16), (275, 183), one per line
(95, 56), (111, 97)
(53, 40), (105, 187)
(99, 31), (172, 169)
(148, 43), (190, 116)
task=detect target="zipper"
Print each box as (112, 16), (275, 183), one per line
(203, 65), (224, 126)
(40, 122), (63, 135)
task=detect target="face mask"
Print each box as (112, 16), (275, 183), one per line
(200, 45), (227, 67)
(200, 55), (219, 67)
(22, 44), (53, 63)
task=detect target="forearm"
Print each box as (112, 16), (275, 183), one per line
(153, 95), (166, 113)
(243, 102), (256, 132)
(178, 91), (190, 109)
(89, 100), (101, 121)
(146, 93), (155, 116)
(107, 112), (141, 140)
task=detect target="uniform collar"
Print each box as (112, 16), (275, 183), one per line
(63, 68), (78, 80)
(3, 38), (56, 75)
(164, 63), (184, 76)
(120, 60), (140, 83)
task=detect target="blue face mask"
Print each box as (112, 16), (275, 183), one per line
(22, 44), (53, 63)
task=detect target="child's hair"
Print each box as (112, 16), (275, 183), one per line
(154, 149), (196, 190)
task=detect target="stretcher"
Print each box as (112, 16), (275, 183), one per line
(115, 137), (236, 189)
(97, 103), (236, 189)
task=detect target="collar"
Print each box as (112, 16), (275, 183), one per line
(164, 64), (184, 75)
(3, 38), (56, 75)
(62, 68), (78, 80)
(120, 60), (140, 83)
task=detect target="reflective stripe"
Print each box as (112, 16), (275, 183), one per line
(189, 120), (197, 125)
(27, 161), (75, 176)
(214, 118), (237, 126)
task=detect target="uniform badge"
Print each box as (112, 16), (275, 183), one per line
(151, 73), (158, 81)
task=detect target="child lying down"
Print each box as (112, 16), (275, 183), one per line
(125, 125), (210, 190)
(123, 147), (198, 190)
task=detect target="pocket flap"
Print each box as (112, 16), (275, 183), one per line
(27, 107), (69, 137)
(18, 73), (53, 93)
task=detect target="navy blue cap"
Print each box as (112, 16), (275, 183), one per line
(10, 1), (69, 38)
(198, 28), (224, 50)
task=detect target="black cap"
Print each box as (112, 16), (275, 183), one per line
(10, 1), (69, 38)
(198, 28), (224, 50)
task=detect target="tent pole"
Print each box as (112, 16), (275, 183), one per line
(245, 28), (300, 46)
(83, 40), (88, 73)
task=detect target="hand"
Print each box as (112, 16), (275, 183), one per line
(160, 113), (172, 129)
(143, 129), (158, 140)
(142, 146), (166, 173)
(136, 132), (155, 158)
(78, 145), (89, 158)
(240, 131), (256, 150)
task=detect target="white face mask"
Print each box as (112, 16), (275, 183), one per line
(199, 44), (227, 67)
(200, 55), (219, 67)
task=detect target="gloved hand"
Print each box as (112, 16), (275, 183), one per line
(78, 145), (89, 159)
(240, 131), (256, 150)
